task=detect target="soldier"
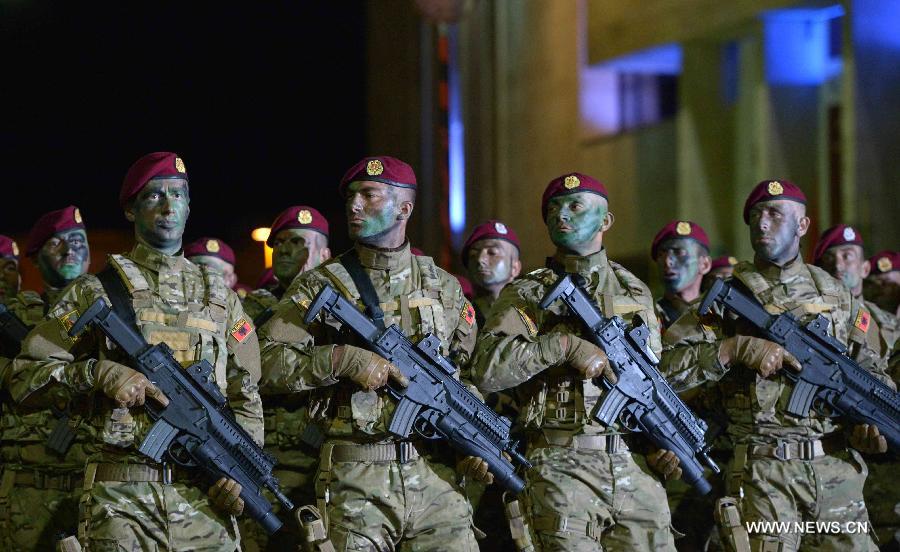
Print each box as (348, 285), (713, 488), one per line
(0, 207), (93, 550)
(8, 152), (263, 551)
(702, 255), (739, 291)
(813, 224), (899, 548)
(651, 220), (712, 331)
(184, 236), (240, 290)
(865, 250), (900, 317)
(472, 172), (679, 551)
(0, 236), (21, 304)
(461, 220), (522, 549)
(242, 207), (331, 324)
(258, 156), (492, 550)
(661, 179), (893, 551)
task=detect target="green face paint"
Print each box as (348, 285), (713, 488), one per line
(131, 178), (190, 254)
(546, 193), (607, 250)
(819, 244), (865, 293)
(345, 181), (400, 242)
(36, 228), (90, 288)
(271, 228), (326, 284)
(0, 259), (20, 301)
(656, 238), (703, 294)
(467, 239), (516, 289)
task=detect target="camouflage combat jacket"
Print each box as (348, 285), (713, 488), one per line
(258, 242), (477, 442)
(659, 255), (892, 446)
(655, 295), (698, 332)
(471, 249), (661, 436)
(7, 243), (264, 465)
(242, 288), (280, 324)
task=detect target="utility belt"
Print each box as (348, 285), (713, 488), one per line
(87, 462), (195, 485)
(747, 434), (845, 461)
(0, 467), (83, 492)
(529, 429), (628, 453)
(327, 440), (424, 464)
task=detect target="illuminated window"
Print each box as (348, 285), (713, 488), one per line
(762, 4), (844, 86)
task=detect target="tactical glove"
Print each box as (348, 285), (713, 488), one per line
(208, 477), (244, 516)
(561, 335), (617, 384)
(94, 360), (169, 409)
(718, 335), (801, 378)
(458, 455), (494, 485)
(332, 345), (409, 391)
(849, 424), (887, 454)
(647, 448), (682, 481)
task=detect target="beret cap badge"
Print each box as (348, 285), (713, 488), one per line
(878, 257), (893, 272)
(676, 221), (691, 236)
(11, 242), (18, 256)
(366, 159), (384, 176)
(74, 208), (82, 224)
(298, 210), (313, 224)
(206, 239), (220, 253)
(175, 157), (186, 173)
(563, 175), (580, 189)
(767, 180), (784, 195)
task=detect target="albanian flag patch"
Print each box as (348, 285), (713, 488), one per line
(854, 309), (871, 333)
(230, 318), (254, 343)
(461, 301), (476, 326)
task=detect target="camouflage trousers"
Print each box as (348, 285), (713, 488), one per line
(318, 444), (478, 551)
(522, 444), (676, 551)
(78, 474), (239, 551)
(862, 458), (900, 549)
(0, 468), (81, 550)
(240, 447), (318, 552)
(731, 449), (876, 551)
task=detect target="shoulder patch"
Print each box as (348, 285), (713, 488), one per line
(854, 309), (871, 333)
(230, 318), (254, 343)
(515, 307), (538, 337)
(461, 300), (476, 326)
(58, 308), (81, 341)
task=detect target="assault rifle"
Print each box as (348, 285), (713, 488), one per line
(69, 299), (294, 534)
(539, 275), (720, 494)
(304, 284), (531, 493)
(699, 278), (900, 452)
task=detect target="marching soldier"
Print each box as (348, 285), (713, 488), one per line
(865, 250), (900, 318)
(651, 220), (712, 331)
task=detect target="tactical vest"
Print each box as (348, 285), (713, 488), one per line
(519, 263), (654, 434)
(108, 254), (231, 395)
(306, 254), (460, 438)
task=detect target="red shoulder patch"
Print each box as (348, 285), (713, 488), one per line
(461, 301), (476, 326)
(854, 309), (871, 333)
(230, 318), (254, 343)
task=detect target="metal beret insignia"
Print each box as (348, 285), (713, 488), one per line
(767, 180), (784, 195)
(366, 159), (384, 176)
(494, 222), (508, 235)
(206, 239), (220, 253)
(11, 242), (18, 256)
(175, 157), (186, 173)
(843, 227), (856, 241)
(237, 288), (247, 299)
(676, 221), (691, 236)
(298, 210), (313, 224)
(73, 208), (82, 224)
(728, 256), (738, 265)
(877, 257), (893, 272)
(564, 175), (581, 189)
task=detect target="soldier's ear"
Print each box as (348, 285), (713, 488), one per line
(602, 212), (615, 232)
(321, 247), (332, 262)
(796, 214), (810, 237)
(698, 255), (712, 276)
(862, 259), (871, 279)
(397, 200), (414, 221)
(124, 206), (135, 222)
(511, 258), (522, 279)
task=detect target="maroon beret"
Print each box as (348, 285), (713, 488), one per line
(26, 205), (86, 256)
(120, 152), (188, 208)
(710, 255), (739, 271)
(184, 237), (236, 266)
(742, 179), (806, 224)
(266, 206), (329, 247)
(812, 225), (864, 265)
(339, 156), (417, 197)
(650, 220), (710, 260)
(0, 235), (19, 260)
(869, 250), (900, 274)
(541, 172), (608, 222)
(255, 267), (278, 290)
(461, 220), (521, 267)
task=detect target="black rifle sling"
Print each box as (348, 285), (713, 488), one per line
(97, 265), (139, 331)
(340, 250), (386, 330)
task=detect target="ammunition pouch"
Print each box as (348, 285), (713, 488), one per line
(295, 505), (335, 552)
(714, 496), (750, 552)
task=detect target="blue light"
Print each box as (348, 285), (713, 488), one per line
(854, 0), (900, 51)
(448, 28), (465, 236)
(598, 43), (683, 75)
(762, 5), (845, 85)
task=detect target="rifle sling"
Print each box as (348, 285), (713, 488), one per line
(340, 250), (386, 330)
(97, 265), (139, 332)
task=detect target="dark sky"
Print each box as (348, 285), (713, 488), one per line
(1, 1), (366, 251)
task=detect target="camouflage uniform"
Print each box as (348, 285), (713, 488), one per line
(259, 242), (480, 551)
(472, 250), (676, 551)
(8, 243), (264, 551)
(242, 288), (279, 324)
(654, 295), (696, 332)
(0, 290), (95, 550)
(660, 256), (892, 551)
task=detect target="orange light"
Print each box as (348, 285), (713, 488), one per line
(251, 227), (273, 268)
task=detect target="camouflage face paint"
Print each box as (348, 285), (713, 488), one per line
(748, 200), (802, 265)
(656, 238), (704, 294)
(345, 181), (401, 243)
(546, 192), (607, 250)
(131, 178), (190, 255)
(467, 239), (516, 289)
(271, 228), (326, 284)
(36, 228), (90, 288)
(819, 244), (866, 294)
(0, 258), (20, 301)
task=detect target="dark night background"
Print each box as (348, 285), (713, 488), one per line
(1, 1), (367, 286)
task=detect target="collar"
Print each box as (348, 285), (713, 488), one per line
(354, 240), (412, 271)
(128, 242), (189, 273)
(550, 248), (610, 278)
(753, 253), (805, 281)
